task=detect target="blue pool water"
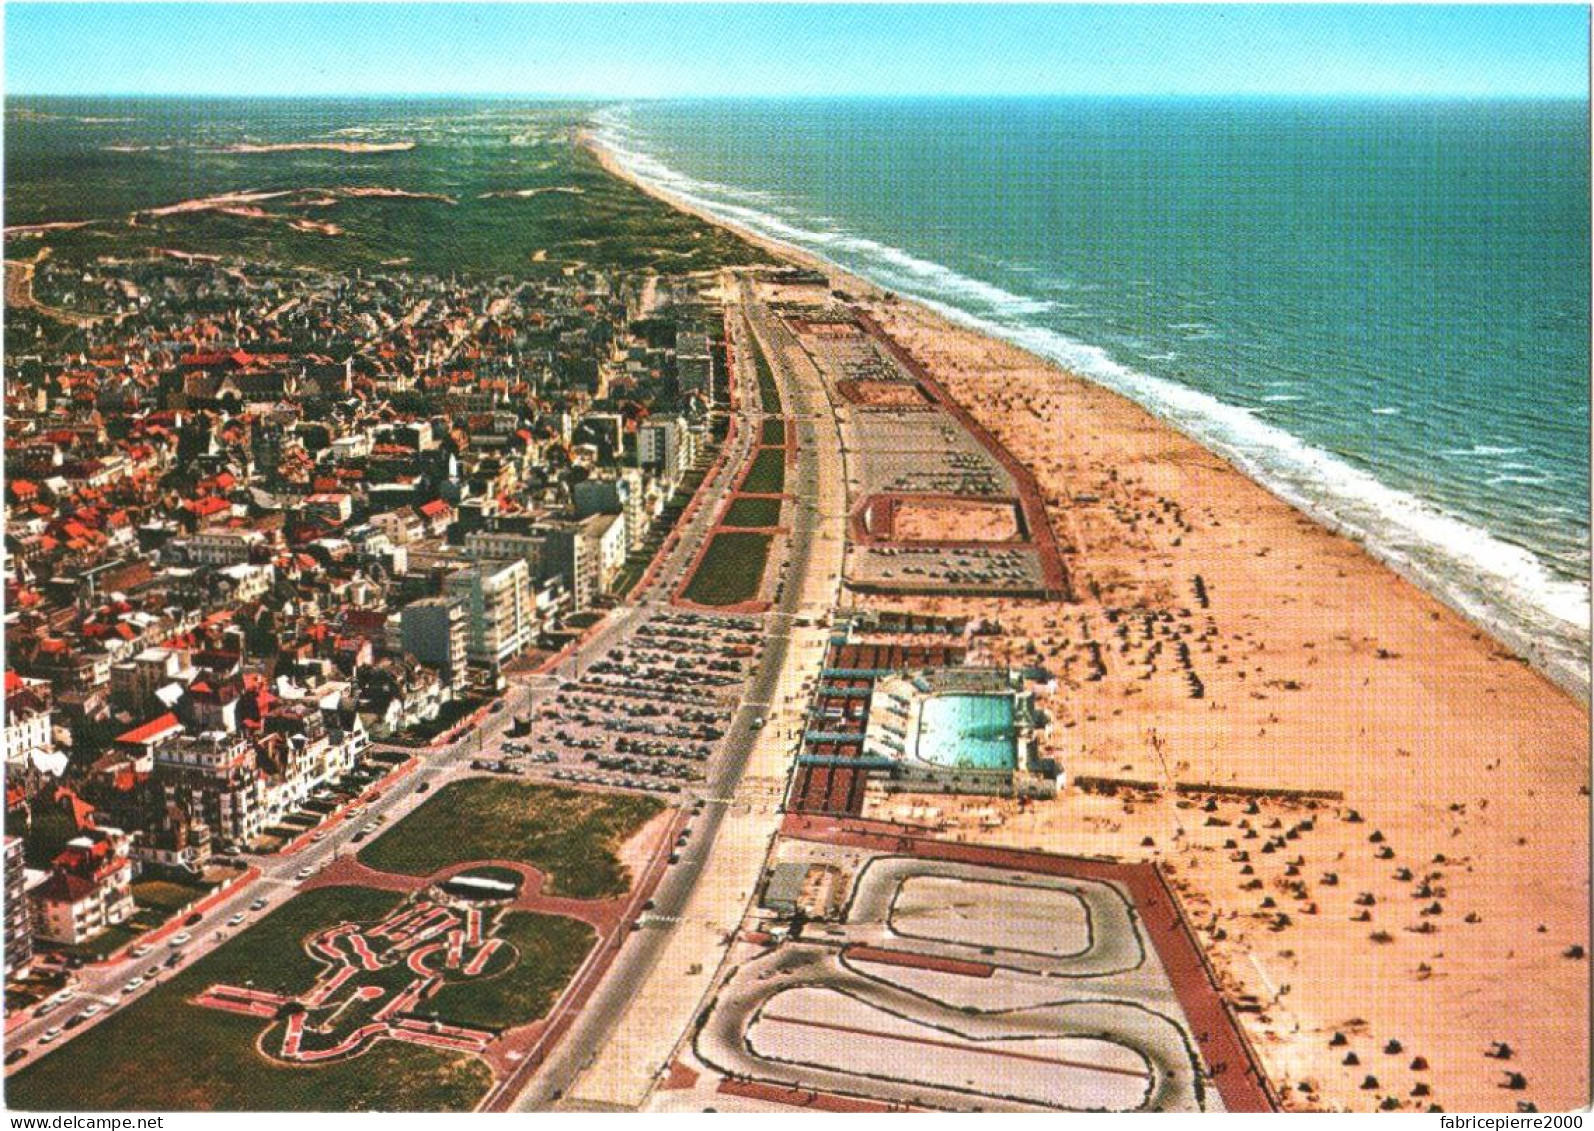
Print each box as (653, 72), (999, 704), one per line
(916, 694), (1016, 770)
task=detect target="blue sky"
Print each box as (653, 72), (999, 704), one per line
(6, 4), (1588, 98)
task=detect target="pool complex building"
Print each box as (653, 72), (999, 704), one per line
(788, 620), (1056, 814)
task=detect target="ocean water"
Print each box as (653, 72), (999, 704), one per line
(594, 98), (1591, 696)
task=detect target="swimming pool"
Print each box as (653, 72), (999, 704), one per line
(915, 693), (1016, 770)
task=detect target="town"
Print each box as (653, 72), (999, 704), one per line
(3, 251), (737, 1037)
(4, 93), (1586, 1117)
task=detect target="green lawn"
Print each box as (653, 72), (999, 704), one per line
(721, 496), (783, 528)
(740, 449), (786, 495)
(747, 329), (783, 412)
(132, 878), (213, 913)
(7, 887), (493, 1112)
(426, 912), (595, 1030)
(357, 779), (663, 899)
(681, 531), (774, 607)
(761, 417), (788, 446)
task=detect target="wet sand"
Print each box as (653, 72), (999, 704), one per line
(588, 135), (1590, 1113)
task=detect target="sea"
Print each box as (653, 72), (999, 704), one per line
(593, 98), (1591, 698)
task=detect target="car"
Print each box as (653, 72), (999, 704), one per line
(64, 1013), (84, 1030)
(250, 897), (268, 911)
(33, 1001), (58, 1019)
(295, 866), (315, 880)
(227, 913), (245, 927)
(145, 966), (161, 979)
(123, 978), (144, 994)
(47, 989), (74, 1005)
(311, 832), (326, 843)
(163, 953), (184, 968)
(351, 831), (367, 843)
(168, 933), (191, 947)
(416, 782), (430, 794)
(81, 1003), (101, 1017)
(128, 944), (152, 959)
(39, 1028), (61, 1044)
(184, 912), (203, 926)
(6, 1048), (28, 1065)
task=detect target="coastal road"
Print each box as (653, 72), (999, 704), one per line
(508, 274), (850, 1111)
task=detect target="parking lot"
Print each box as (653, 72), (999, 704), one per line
(509, 612), (765, 796)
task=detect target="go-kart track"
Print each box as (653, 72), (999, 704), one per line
(672, 817), (1276, 1113)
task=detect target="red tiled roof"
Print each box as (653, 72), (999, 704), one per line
(116, 712), (182, 746)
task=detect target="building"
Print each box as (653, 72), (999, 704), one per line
(154, 732), (269, 849)
(676, 330), (715, 401)
(530, 520), (597, 614)
(445, 559), (536, 671)
(3, 677), (61, 776)
(5, 836), (34, 977)
(579, 511), (627, 593)
(110, 648), (186, 714)
(28, 827), (136, 946)
(465, 528), (544, 574)
(638, 417), (686, 487)
(172, 528), (268, 566)
(573, 470), (647, 553)
(393, 595), (470, 691)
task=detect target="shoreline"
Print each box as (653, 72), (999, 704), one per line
(586, 128), (1589, 1112)
(581, 129), (1588, 705)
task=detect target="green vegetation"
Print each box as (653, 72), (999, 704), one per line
(721, 496), (782, 528)
(4, 101), (771, 278)
(7, 887), (493, 1112)
(761, 417), (788, 445)
(740, 449), (787, 495)
(427, 913), (595, 1030)
(747, 328), (783, 412)
(8, 100), (771, 278)
(357, 779), (662, 898)
(22, 804), (76, 869)
(682, 531), (774, 607)
(131, 877), (214, 913)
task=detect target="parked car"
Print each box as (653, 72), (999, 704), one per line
(168, 933), (191, 948)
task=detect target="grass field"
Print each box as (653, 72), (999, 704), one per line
(721, 497), (783, 528)
(681, 531), (774, 607)
(740, 449), (786, 495)
(747, 328), (783, 413)
(427, 912), (595, 1030)
(7, 887), (494, 1112)
(761, 417), (789, 445)
(357, 779), (663, 898)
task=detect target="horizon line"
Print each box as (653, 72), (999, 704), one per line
(9, 90), (1588, 102)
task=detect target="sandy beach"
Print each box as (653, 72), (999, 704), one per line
(587, 135), (1590, 1113)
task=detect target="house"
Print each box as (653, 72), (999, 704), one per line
(29, 827), (136, 946)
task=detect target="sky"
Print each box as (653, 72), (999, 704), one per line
(5, 4), (1589, 99)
